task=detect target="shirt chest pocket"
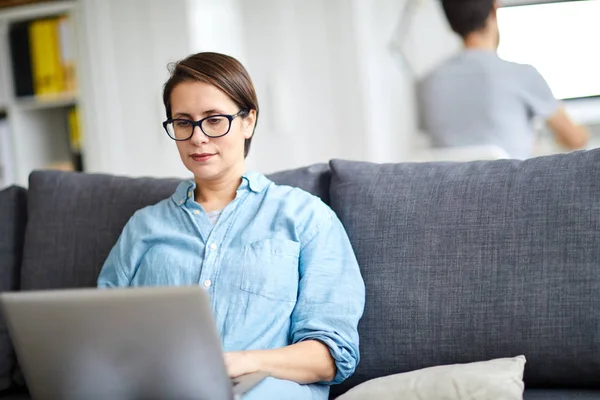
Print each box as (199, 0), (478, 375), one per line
(241, 239), (300, 302)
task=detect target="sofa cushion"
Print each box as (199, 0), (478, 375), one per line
(328, 150), (600, 397)
(267, 163), (331, 204)
(20, 171), (181, 290)
(336, 355), (526, 400)
(0, 186), (27, 391)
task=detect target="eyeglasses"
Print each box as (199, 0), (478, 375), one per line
(163, 109), (248, 141)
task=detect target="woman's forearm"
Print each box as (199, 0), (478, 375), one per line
(238, 340), (337, 384)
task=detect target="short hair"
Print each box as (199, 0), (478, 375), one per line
(441, 0), (496, 38)
(163, 52), (259, 158)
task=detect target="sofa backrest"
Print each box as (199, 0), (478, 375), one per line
(0, 185), (27, 391)
(268, 163), (331, 204)
(327, 150), (600, 397)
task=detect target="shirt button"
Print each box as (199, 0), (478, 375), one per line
(188, 191), (193, 198)
(193, 210), (200, 215)
(204, 280), (212, 287)
(210, 243), (217, 251)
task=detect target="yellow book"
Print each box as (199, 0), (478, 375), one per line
(29, 19), (50, 96)
(46, 18), (64, 95)
(29, 18), (64, 97)
(68, 106), (81, 153)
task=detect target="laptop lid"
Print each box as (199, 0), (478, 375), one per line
(0, 286), (236, 400)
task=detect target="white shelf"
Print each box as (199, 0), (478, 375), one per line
(13, 92), (77, 111)
(0, 1), (76, 22)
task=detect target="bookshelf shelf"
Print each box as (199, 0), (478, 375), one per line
(0, 1), (76, 23)
(13, 91), (77, 111)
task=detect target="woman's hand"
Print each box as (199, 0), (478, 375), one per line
(224, 351), (260, 378)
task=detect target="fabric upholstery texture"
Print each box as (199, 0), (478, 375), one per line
(267, 163), (331, 205)
(328, 150), (600, 397)
(0, 186), (27, 391)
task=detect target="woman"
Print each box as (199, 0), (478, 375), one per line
(97, 52), (365, 399)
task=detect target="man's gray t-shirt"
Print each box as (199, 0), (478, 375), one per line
(418, 50), (560, 159)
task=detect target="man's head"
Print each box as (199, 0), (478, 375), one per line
(441, 0), (499, 46)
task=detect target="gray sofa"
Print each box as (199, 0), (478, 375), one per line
(1, 149), (600, 399)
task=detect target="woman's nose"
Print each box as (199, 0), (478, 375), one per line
(189, 125), (208, 145)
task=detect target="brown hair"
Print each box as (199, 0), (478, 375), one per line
(163, 52), (259, 158)
(441, 0), (496, 38)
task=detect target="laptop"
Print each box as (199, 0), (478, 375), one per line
(0, 286), (267, 400)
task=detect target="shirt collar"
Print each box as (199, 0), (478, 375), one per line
(242, 171), (270, 193)
(171, 171), (270, 207)
(171, 180), (196, 207)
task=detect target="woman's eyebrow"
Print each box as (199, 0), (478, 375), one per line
(172, 112), (193, 119)
(202, 109), (226, 116)
(172, 109), (226, 119)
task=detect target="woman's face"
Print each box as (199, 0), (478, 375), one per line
(169, 81), (255, 182)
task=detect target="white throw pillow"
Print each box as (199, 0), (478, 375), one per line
(336, 355), (526, 400)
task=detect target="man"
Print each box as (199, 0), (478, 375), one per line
(418, 0), (588, 159)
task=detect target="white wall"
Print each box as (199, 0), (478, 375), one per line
(351, 0), (417, 163)
(238, 0), (367, 173)
(186, 0), (245, 62)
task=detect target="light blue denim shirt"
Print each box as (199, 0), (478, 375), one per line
(97, 172), (365, 400)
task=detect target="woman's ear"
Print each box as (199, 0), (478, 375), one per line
(242, 109), (257, 140)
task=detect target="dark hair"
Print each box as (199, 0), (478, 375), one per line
(441, 0), (495, 38)
(163, 52), (259, 158)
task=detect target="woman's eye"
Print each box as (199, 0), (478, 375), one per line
(176, 120), (191, 127)
(207, 118), (224, 125)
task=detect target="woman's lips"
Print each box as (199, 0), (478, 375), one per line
(191, 153), (215, 162)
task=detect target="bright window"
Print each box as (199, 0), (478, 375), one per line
(497, 0), (600, 100)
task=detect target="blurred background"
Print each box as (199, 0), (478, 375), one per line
(0, 0), (598, 188)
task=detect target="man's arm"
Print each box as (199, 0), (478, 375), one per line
(546, 107), (589, 150)
(521, 65), (589, 151)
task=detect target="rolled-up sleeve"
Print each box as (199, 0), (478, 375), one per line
(290, 208), (365, 385)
